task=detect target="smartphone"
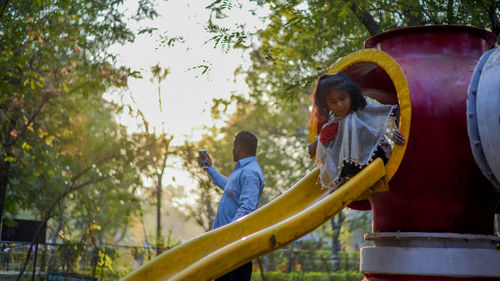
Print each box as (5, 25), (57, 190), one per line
(198, 150), (208, 169)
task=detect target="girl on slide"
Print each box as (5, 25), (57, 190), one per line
(308, 72), (405, 190)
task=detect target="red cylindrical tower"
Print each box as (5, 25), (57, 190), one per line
(360, 25), (500, 280)
(310, 25), (500, 280)
(365, 25), (498, 233)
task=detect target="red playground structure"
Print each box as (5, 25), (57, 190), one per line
(341, 25), (500, 280)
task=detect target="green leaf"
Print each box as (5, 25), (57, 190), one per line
(4, 156), (16, 163)
(21, 142), (32, 150)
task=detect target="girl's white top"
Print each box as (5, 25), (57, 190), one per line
(316, 100), (396, 189)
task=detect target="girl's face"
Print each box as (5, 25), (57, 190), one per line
(326, 89), (351, 119)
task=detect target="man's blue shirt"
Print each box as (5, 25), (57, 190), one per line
(207, 156), (265, 229)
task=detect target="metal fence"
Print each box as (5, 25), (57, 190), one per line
(258, 245), (360, 273)
(0, 241), (360, 280)
(0, 241), (161, 280)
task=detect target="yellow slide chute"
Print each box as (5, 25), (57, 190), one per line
(122, 158), (388, 281)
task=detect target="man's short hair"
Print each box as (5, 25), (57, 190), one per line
(235, 131), (258, 155)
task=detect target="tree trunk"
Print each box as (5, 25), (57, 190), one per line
(156, 179), (162, 255)
(345, 0), (381, 36)
(0, 160), (11, 228)
(330, 211), (345, 271)
(47, 218), (64, 271)
(446, 0), (455, 24)
(205, 189), (216, 230)
(156, 138), (171, 255)
(287, 244), (293, 273)
(0, 94), (50, 226)
(257, 257), (267, 281)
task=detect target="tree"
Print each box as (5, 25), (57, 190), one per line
(14, 89), (155, 280)
(0, 1), (174, 278)
(148, 63), (172, 254)
(0, 0), (162, 226)
(205, 0), (499, 104)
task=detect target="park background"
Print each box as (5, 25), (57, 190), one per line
(0, 0), (499, 280)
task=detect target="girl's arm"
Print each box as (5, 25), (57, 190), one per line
(308, 139), (318, 158)
(390, 105), (404, 145)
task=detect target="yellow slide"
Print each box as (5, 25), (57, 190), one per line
(122, 158), (388, 281)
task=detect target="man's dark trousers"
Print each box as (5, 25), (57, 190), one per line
(214, 261), (252, 281)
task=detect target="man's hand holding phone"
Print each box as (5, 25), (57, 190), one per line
(198, 150), (212, 170)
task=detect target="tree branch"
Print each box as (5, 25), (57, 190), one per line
(447, 0), (455, 24)
(70, 154), (119, 183)
(345, 0), (381, 36)
(138, 110), (149, 134)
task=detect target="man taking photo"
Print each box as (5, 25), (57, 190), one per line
(198, 131), (265, 281)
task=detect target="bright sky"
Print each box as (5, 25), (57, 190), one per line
(105, 0), (268, 204)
